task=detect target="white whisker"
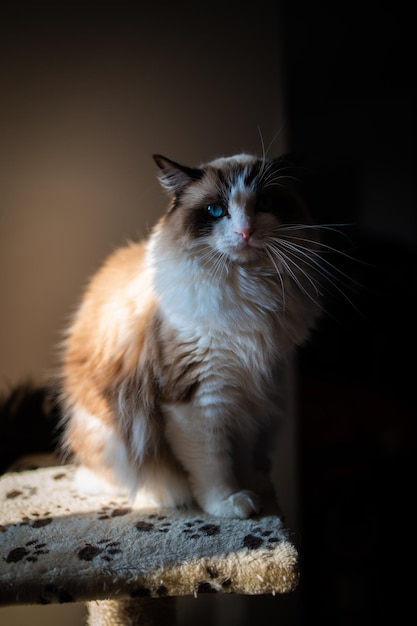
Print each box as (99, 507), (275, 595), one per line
(257, 123), (286, 159)
(278, 223), (362, 254)
(258, 166), (300, 189)
(266, 241), (321, 305)
(265, 247), (286, 311)
(281, 238), (365, 291)
(268, 236), (365, 317)
(198, 247), (229, 281)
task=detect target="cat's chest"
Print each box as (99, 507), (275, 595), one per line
(154, 257), (280, 335)
(159, 320), (276, 408)
(154, 260), (284, 404)
(160, 292), (279, 385)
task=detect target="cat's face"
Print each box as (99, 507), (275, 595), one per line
(154, 153), (318, 268)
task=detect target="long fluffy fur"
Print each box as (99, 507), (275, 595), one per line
(58, 152), (322, 518)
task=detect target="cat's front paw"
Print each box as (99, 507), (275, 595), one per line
(204, 490), (260, 519)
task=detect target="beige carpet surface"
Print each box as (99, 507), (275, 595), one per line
(0, 464), (298, 606)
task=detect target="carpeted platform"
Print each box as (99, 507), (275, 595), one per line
(0, 463), (298, 624)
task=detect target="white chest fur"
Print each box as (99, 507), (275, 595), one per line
(151, 245), (279, 331)
(150, 245), (287, 396)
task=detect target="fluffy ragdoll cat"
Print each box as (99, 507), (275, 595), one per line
(58, 152), (322, 519)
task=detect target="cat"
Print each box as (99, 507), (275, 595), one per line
(57, 151), (322, 519)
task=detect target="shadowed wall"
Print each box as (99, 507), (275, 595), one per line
(0, 3), (299, 625)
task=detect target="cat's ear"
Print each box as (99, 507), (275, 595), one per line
(153, 155), (203, 195)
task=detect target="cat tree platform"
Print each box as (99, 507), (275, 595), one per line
(0, 462), (299, 624)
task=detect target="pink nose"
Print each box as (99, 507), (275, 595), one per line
(237, 227), (253, 242)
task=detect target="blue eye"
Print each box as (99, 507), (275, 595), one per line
(207, 204), (225, 218)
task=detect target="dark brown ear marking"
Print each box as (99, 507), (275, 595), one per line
(153, 155), (203, 194)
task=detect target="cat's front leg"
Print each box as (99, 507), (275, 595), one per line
(205, 488), (260, 519)
(164, 405), (260, 519)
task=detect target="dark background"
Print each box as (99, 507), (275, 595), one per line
(0, 2), (415, 625)
(281, 1), (415, 623)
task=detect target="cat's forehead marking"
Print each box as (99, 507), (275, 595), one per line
(203, 153), (260, 197)
(205, 153), (257, 166)
(229, 172), (254, 206)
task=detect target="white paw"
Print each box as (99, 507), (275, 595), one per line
(204, 490), (260, 519)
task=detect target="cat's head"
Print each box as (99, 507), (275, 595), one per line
(153, 152), (318, 267)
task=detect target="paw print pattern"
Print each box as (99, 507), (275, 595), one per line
(242, 525), (281, 550)
(6, 486), (37, 500)
(97, 505), (132, 520)
(194, 562), (233, 594)
(77, 539), (122, 562)
(5, 540), (49, 564)
(181, 519), (220, 539)
(135, 514), (173, 534)
(18, 512), (53, 528)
